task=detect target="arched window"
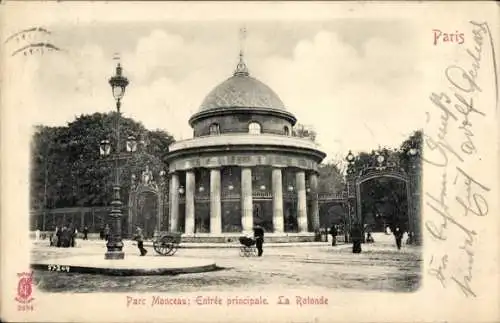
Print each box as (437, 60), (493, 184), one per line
(248, 122), (261, 134)
(283, 126), (290, 136)
(209, 123), (220, 135)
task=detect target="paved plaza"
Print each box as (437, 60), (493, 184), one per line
(31, 233), (421, 293)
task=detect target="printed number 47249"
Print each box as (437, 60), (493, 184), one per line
(47, 265), (70, 272)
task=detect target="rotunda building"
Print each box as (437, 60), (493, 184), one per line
(165, 54), (326, 242)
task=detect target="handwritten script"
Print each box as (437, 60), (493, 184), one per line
(425, 21), (495, 298)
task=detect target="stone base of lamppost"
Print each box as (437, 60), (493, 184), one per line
(105, 233), (125, 260)
(105, 194), (125, 260)
(105, 245), (125, 260)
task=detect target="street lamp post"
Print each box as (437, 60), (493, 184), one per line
(408, 147), (421, 245)
(104, 62), (129, 260)
(345, 150), (355, 243)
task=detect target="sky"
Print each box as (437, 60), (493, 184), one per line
(4, 16), (429, 164)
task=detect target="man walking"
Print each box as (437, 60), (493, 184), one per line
(394, 227), (403, 250)
(134, 226), (148, 256)
(104, 224), (110, 241)
(329, 224), (337, 246)
(253, 225), (264, 257)
(83, 226), (89, 240)
(70, 225), (77, 247)
(351, 224), (363, 254)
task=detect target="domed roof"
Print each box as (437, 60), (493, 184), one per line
(198, 54), (287, 112)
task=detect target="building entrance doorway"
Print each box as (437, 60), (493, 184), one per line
(253, 202), (272, 232)
(136, 192), (158, 239)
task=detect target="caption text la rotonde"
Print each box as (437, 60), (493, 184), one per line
(126, 295), (328, 307)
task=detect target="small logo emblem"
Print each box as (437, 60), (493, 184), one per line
(15, 272), (34, 304)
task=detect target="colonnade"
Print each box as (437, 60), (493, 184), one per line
(169, 167), (319, 234)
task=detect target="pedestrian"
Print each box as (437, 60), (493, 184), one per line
(329, 224), (337, 246)
(61, 226), (70, 247)
(253, 225), (264, 257)
(56, 226), (62, 247)
(394, 227), (403, 250)
(71, 226), (77, 247)
(83, 226), (89, 240)
(351, 224), (363, 254)
(133, 226), (148, 256)
(51, 226), (59, 247)
(406, 231), (414, 245)
(365, 225), (374, 243)
(104, 224), (110, 241)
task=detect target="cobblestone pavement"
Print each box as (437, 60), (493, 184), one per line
(32, 233), (421, 293)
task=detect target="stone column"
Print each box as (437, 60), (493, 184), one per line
(296, 170), (308, 232)
(309, 172), (320, 231)
(169, 173), (179, 232)
(210, 168), (222, 234)
(272, 168), (284, 233)
(185, 170), (195, 234)
(241, 167), (253, 234)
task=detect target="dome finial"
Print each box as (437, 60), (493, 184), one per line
(234, 27), (249, 76)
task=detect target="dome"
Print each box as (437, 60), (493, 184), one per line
(198, 55), (287, 112)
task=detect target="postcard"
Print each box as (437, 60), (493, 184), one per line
(0, 1), (498, 322)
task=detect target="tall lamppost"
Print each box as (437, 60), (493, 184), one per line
(408, 146), (421, 245)
(103, 62), (129, 260)
(345, 150), (356, 243)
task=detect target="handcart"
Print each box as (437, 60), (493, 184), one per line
(152, 232), (182, 256)
(238, 236), (258, 257)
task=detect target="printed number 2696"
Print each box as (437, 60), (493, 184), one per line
(18, 305), (34, 311)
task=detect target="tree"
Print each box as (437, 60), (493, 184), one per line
(30, 112), (175, 209)
(293, 123), (317, 142)
(399, 129), (423, 172)
(30, 125), (64, 209)
(145, 129), (175, 164)
(317, 161), (345, 193)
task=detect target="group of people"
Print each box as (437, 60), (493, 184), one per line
(346, 223), (408, 253)
(50, 226), (77, 248)
(49, 225), (90, 247)
(48, 222), (146, 255)
(48, 220), (409, 256)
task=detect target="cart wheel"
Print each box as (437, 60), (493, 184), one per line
(153, 239), (170, 256)
(163, 244), (173, 255)
(161, 236), (176, 256)
(169, 245), (178, 256)
(160, 244), (172, 256)
(153, 241), (161, 254)
(252, 247), (258, 257)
